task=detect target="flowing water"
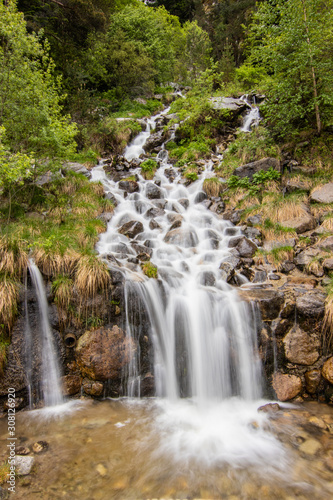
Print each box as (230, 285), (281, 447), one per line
(27, 260), (64, 407)
(240, 95), (260, 132)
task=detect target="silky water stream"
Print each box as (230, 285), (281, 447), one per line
(2, 109), (333, 499)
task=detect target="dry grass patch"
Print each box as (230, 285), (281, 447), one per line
(261, 228), (297, 242)
(323, 295), (333, 353)
(0, 236), (28, 277)
(263, 198), (308, 223)
(75, 255), (110, 299)
(0, 274), (20, 332)
(203, 178), (224, 197)
(321, 217), (333, 232)
(33, 248), (63, 277)
(254, 246), (294, 270)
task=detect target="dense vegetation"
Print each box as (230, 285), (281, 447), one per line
(0, 0), (333, 347)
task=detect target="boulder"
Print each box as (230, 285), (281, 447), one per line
(305, 370), (321, 394)
(209, 96), (247, 114)
(164, 228), (198, 248)
(296, 291), (326, 318)
(272, 373), (302, 401)
(118, 220), (144, 239)
(145, 207), (165, 218)
(219, 250), (241, 282)
(63, 162), (91, 178)
(209, 200), (225, 215)
(280, 213), (317, 234)
(318, 236), (333, 252)
(118, 180), (139, 193)
(82, 378), (104, 397)
(61, 375), (82, 396)
(194, 191), (208, 204)
(146, 182), (163, 200)
(322, 357), (333, 384)
(236, 237), (257, 258)
(143, 130), (170, 152)
(97, 212), (113, 224)
(238, 287), (284, 320)
(295, 247), (322, 267)
(233, 158), (280, 181)
(14, 456), (35, 475)
(76, 326), (136, 381)
(310, 183), (333, 203)
(283, 326), (320, 365)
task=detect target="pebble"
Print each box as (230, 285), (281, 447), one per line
(32, 441), (49, 453)
(95, 463), (107, 477)
(299, 438), (322, 455)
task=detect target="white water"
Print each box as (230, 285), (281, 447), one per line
(240, 95), (260, 132)
(89, 107), (290, 469)
(28, 259), (64, 407)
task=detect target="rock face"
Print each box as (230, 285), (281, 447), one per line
(310, 183), (333, 203)
(283, 326), (320, 365)
(296, 291), (326, 319)
(238, 287), (284, 320)
(76, 326), (136, 381)
(272, 373), (302, 401)
(322, 357), (333, 384)
(233, 157), (280, 180)
(280, 213), (317, 234)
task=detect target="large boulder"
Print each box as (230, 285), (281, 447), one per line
(296, 291), (326, 319)
(209, 96), (248, 114)
(310, 183), (333, 203)
(76, 326), (135, 381)
(322, 357), (333, 384)
(238, 287), (284, 320)
(272, 373), (302, 401)
(283, 326), (320, 365)
(233, 158), (280, 181)
(280, 213), (317, 234)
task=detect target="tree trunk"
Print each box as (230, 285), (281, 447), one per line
(301, 0), (322, 134)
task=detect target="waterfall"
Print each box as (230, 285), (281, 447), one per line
(91, 106), (262, 403)
(28, 259), (64, 407)
(23, 271), (33, 408)
(240, 95), (260, 132)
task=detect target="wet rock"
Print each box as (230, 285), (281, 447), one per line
(283, 326), (320, 365)
(194, 191), (208, 204)
(296, 291), (326, 318)
(233, 158), (280, 181)
(178, 198), (189, 210)
(199, 271), (216, 287)
(118, 180), (139, 193)
(167, 213), (183, 224)
(97, 212), (113, 224)
(310, 183), (333, 203)
(82, 379), (104, 397)
(16, 446), (31, 456)
(3, 397), (25, 411)
(238, 287), (284, 320)
(280, 213), (317, 234)
(105, 192), (117, 207)
(61, 375), (82, 396)
(32, 441), (49, 453)
(164, 228), (198, 248)
(76, 326), (136, 381)
(305, 370), (321, 394)
(299, 438), (322, 455)
(140, 373), (155, 397)
(118, 220), (144, 239)
(15, 456), (35, 475)
(131, 242), (153, 257)
(244, 226), (262, 243)
(146, 182), (163, 199)
(236, 237), (257, 258)
(145, 207), (165, 218)
(169, 219), (182, 230)
(257, 403), (281, 413)
(271, 317), (292, 337)
(322, 357), (333, 384)
(143, 130), (170, 152)
(219, 250), (241, 282)
(268, 273), (280, 280)
(272, 373), (302, 401)
(209, 200), (225, 215)
(149, 219), (161, 230)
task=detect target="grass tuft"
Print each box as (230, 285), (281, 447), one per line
(0, 274), (20, 332)
(75, 255), (110, 299)
(203, 177), (224, 197)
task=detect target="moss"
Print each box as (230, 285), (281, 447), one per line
(141, 262), (158, 279)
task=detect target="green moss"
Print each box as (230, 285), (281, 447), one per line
(142, 262), (158, 279)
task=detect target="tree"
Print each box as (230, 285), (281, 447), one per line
(0, 0), (77, 156)
(247, 0), (333, 137)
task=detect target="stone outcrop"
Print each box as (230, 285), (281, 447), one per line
(272, 373), (302, 401)
(238, 287), (284, 320)
(76, 326), (136, 381)
(233, 157), (280, 180)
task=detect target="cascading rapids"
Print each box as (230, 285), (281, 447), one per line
(91, 108), (262, 403)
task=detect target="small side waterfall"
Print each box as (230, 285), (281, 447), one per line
(28, 260), (64, 407)
(240, 95), (260, 132)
